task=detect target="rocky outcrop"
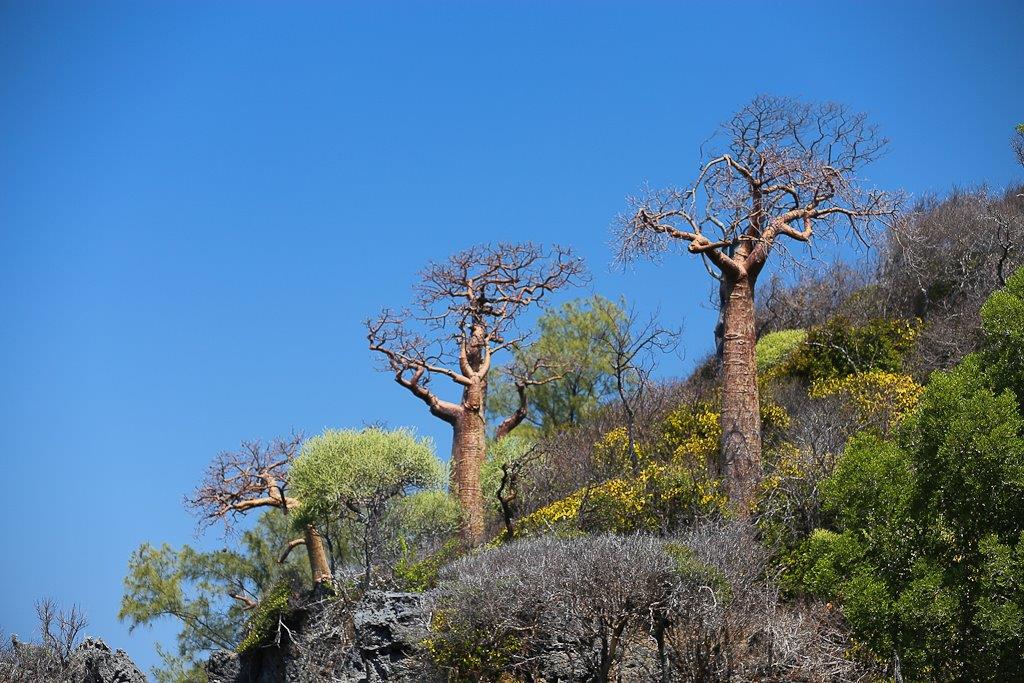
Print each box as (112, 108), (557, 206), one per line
(203, 589), (666, 682)
(73, 638), (147, 683)
(206, 591), (439, 683)
(348, 591), (434, 681)
(4, 637), (146, 683)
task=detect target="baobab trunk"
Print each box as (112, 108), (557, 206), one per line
(302, 525), (332, 585)
(717, 274), (762, 511)
(451, 383), (488, 545)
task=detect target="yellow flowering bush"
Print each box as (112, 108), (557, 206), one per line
(592, 426), (647, 475)
(658, 404), (720, 465)
(515, 463), (724, 537)
(810, 370), (924, 433)
(759, 442), (805, 496)
(423, 611), (523, 682)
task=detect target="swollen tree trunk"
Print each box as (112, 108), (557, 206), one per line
(302, 525), (332, 585)
(451, 382), (488, 545)
(717, 273), (762, 511)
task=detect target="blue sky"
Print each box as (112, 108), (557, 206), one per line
(1, 0), (1022, 673)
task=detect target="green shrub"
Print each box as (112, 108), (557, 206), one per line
(236, 581), (292, 653)
(755, 329), (807, 374)
(780, 317), (918, 382)
(784, 296), (1024, 679)
(393, 539), (461, 592)
(980, 266), (1024, 409)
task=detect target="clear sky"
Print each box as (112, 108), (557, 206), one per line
(1, 0), (1022, 673)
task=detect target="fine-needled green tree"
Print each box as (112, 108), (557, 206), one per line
(289, 427), (449, 587)
(119, 511), (307, 681)
(488, 295), (626, 438)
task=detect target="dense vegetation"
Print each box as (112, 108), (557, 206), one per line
(9, 102), (1020, 683)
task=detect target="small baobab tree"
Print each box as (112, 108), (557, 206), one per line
(616, 95), (900, 510)
(367, 243), (585, 544)
(187, 434), (334, 586)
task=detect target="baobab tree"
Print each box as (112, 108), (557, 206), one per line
(367, 242), (585, 544)
(187, 434), (333, 586)
(616, 95), (900, 510)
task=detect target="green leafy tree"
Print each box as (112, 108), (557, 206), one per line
(980, 266), (1024, 408)
(488, 296), (626, 437)
(788, 272), (1024, 680)
(120, 511), (306, 681)
(289, 427), (447, 586)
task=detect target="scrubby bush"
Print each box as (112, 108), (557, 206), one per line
(289, 428), (448, 587)
(0, 600), (88, 683)
(667, 521), (865, 682)
(428, 534), (689, 681)
(879, 187), (1024, 373)
(430, 527), (865, 682)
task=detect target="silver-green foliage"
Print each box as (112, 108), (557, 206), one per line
(290, 427), (444, 522)
(289, 427), (448, 584)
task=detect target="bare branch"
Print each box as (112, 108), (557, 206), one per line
(615, 96), (903, 278)
(186, 433), (303, 531)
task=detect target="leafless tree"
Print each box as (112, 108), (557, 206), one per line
(878, 187), (1024, 373)
(616, 95), (901, 511)
(187, 434), (333, 586)
(367, 243), (585, 544)
(495, 445), (541, 540)
(595, 305), (680, 474)
(0, 600), (88, 682)
(35, 599), (87, 670)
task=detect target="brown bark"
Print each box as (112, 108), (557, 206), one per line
(717, 274), (762, 512)
(303, 525), (333, 584)
(494, 383), (528, 440)
(451, 381), (488, 545)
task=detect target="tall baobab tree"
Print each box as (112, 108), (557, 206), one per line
(187, 434), (334, 586)
(616, 95), (900, 510)
(367, 243), (585, 544)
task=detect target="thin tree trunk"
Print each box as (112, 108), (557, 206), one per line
(451, 387), (487, 545)
(302, 525), (332, 585)
(718, 274), (762, 512)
